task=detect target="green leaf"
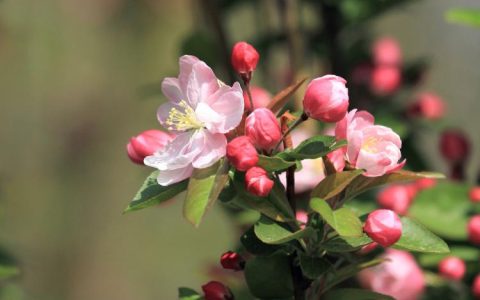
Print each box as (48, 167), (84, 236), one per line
(324, 288), (394, 300)
(0, 265), (19, 280)
(183, 160), (228, 227)
(254, 215), (313, 245)
(418, 246), (480, 267)
(394, 217), (449, 253)
(257, 155), (296, 172)
(323, 259), (385, 292)
(446, 9), (480, 27)
(178, 287), (202, 300)
(311, 170), (364, 200)
(310, 198), (363, 237)
(299, 253), (331, 280)
(244, 254), (294, 299)
(409, 182), (470, 240)
(280, 136), (347, 160)
(322, 235), (373, 253)
(241, 227), (280, 256)
(124, 171), (188, 213)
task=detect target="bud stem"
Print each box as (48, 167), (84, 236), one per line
(244, 80), (254, 113)
(274, 111), (308, 151)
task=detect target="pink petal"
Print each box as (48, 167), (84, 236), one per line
(156, 165), (194, 186)
(178, 55), (200, 93)
(161, 77), (183, 103)
(191, 130), (227, 169)
(185, 61), (219, 108)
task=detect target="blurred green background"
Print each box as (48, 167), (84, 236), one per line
(0, 0), (479, 299)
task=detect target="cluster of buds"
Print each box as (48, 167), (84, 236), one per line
(370, 37), (402, 95)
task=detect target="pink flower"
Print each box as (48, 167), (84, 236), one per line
(202, 281), (234, 300)
(245, 108), (282, 151)
(468, 215), (480, 245)
(145, 55), (243, 185)
(226, 136), (258, 171)
(377, 184), (417, 215)
(408, 92), (446, 120)
(326, 148), (346, 172)
(358, 249), (425, 300)
(245, 166), (274, 197)
(470, 187), (480, 203)
(438, 256), (466, 281)
(231, 41), (259, 75)
(127, 130), (174, 164)
(371, 66), (401, 95)
(303, 75), (349, 123)
(243, 86), (271, 111)
(364, 209), (402, 247)
(335, 109), (405, 177)
(372, 37), (402, 67)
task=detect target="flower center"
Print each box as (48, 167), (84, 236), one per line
(165, 100), (203, 131)
(362, 136), (379, 153)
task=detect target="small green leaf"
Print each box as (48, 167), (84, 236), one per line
(446, 9), (480, 27)
(280, 136), (347, 160)
(183, 160), (228, 227)
(394, 217), (449, 253)
(124, 171), (188, 213)
(322, 235), (372, 253)
(257, 155), (296, 172)
(311, 170), (364, 200)
(310, 198), (363, 237)
(324, 288), (394, 300)
(244, 254), (294, 299)
(178, 287), (202, 300)
(241, 227), (280, 256)
(254, 215), (313, 245)
(299, 253), (331, 280)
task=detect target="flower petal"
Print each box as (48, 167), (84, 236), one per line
(178, 55), (200, 93)
(161, 77), (183, 103)
(156, 165), (194, 186)
(191, 130), (227, 169)
(185, 61), (219, 108)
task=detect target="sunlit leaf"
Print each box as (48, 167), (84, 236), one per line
(254, 215), (313, 245)
(394, 217), (449, 254)
(446, 9), (480, 27)
(310, 198), (363, 237)
(311, 170), (364, 200)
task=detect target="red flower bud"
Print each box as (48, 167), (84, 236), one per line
(245, 108), (282, 151)
(126, 130), (174, 164)
(370, 66), (401, 95)
(376, 184), (417, 215)
(220, 251), (245, 271)
(408, 92), (446, 120)
(468, 215), (480, 245)
(245, 166), (274, 197)
(226, 136), (258, 171)
(472, 275), (480, 299)
(438, 256), (466, 280)
(202, 281), (234, 300)
(470, 187), (480, 203)
(243, 86), (271, 111)
(372, 37), (402, 67)
(440, 129), (470, 164)
(231, 41), (259, 76)
(303, 75), (349, 123)
(364, 209), (402, 247)
(415, 178), (437, 190)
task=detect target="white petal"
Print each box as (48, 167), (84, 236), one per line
(156, 165), (194, 186)
(191, 131), (227, 169)
(161, 77), (183, 103)
(185, 61), (219, 108)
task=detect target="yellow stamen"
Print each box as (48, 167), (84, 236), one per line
(165, 100), (203, 131)
(362, 136), (379, 153)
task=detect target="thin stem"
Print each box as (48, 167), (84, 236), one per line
(274, 112), (308, 151)
(244, 78), (255, 112)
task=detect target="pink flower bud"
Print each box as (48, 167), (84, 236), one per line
(377, 184), (417, 215)
(470, 187), (480, 203)
(408, 93), (446, 120)
(243, 86), (271, 111)
(438, 256), (466, 280)
(371, 66), (401, 95)
(440, 129), (470, 164)
(326, 148), (346, 172)
(372, 37), (402, 67)
(245, 108), (282, 151)
(468, 215), (480, 245)
(126, 130), (174, 164)
(296, 210), (308, 229)
(226, 136), (258, 171)
(303, 75), (349, 123)
(472, 275), (480, 299)
(202, 281), (234, 300)
(245, 166), (274, 197)
(231, 41), (259, 75)
(415, 178), (437, 190)
(220, 251), (245, 271)
(364, 209), (402, 247)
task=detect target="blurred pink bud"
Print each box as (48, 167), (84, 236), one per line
(220, 251), (245, 271)
(371, 66), (401, 95)
(358, 242), (379, 255)
(126, 130), (174, 164)
(472, 275), (480, 299)
(468, 215), (480, 245)
(415, 178), (437, 190)
(470, 187), (480, 203)
(440, 129), (470, 164)
(231, 41), (259, 75)
(377, 184), (417, 215)
(245, 166), (274, 197)
(226, 136), (258, 171)
(438, 256), (466, 280)
(364, 209), (402, 247)
(243, 86), (271, 111)
(326, 148), (346, 172)
(408, 93), (446, 120)
(296, 210), (308, 229)
(358, 249), (425, 300)
(303, 75), (349, 122)
(245, 108), (282, 151)
(202, 281), (234, 300)
(372, 37), (402, 67)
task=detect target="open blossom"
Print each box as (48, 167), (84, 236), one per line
(358, 249), (425, 300)
(335, 109), (405, 177)
(145, 55), (243, 185)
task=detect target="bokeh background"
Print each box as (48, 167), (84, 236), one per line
(0, 0), (479, 299)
